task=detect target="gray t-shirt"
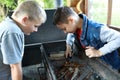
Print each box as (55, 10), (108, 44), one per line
(0, 17), (24, 79)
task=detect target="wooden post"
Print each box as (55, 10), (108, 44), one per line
(84, 0), (88, 16)
(67, 0), (85, 14)
(107, 0), (112, 26)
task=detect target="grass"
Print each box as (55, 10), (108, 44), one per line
(91, 0), (120, 27)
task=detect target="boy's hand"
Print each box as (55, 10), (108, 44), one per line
(65, 44), (73, 58)
(85, 46), (103, 58)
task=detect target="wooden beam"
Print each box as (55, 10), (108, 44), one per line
(84, 0), (88, 16)
(107, 0), (112, 26)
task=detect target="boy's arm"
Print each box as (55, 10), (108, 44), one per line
(10, 63), (22, 80)
(66, 33), (75, 46)
(99, 26), (120, 55)
(65, 33), (75, 58)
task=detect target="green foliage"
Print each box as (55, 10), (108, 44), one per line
(0, 0), (25, 22)
(0, 0), (17, 9)
(92, 0), (120, 27)
(43, 0), (67, 9)
(43, 0), (54, 9)
(0, 0), (66, 22)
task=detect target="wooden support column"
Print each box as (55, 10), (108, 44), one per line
(107, 0), (112, 26)
(67, 0), (85, 14)
(84, 0), (88, 16)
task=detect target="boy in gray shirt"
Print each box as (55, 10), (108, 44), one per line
(0, 1), (46, 80)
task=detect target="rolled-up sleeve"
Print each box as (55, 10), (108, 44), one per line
(66, 33), (75, 46)
(99, 26), (120, 55)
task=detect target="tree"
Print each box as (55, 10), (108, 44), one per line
(0, 0), (18, 14)
(0, 0), (19, 21)
(0, 0), (66, 21)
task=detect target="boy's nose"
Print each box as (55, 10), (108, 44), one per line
(64, 30), (67, 33)
(34, 28), (38, 32)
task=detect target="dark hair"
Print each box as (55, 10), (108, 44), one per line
(53, 6), (76, 25)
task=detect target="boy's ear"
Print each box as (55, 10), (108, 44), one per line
(22, 16), (29, 24)
(67, 16), (74, 23)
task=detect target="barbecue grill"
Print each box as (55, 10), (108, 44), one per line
(22, 9), (120, 80)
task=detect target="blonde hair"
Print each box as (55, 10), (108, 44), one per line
(13, 0), (46, 23)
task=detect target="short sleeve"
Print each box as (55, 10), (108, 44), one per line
(1, 33), (24, 64)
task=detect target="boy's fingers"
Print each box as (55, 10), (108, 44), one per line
(86, 46), (94, 50)
(65, 52), (69, 58)
(86, 46), (90, 49)
(88, 55), (92, 58)
(65, 53), (68, 58)
(69, 52), (72, 57)
(65, 52), (72, 58)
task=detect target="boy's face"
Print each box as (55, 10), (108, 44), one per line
(56, 18), (77, 33)
(22, 17), (42, 35)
